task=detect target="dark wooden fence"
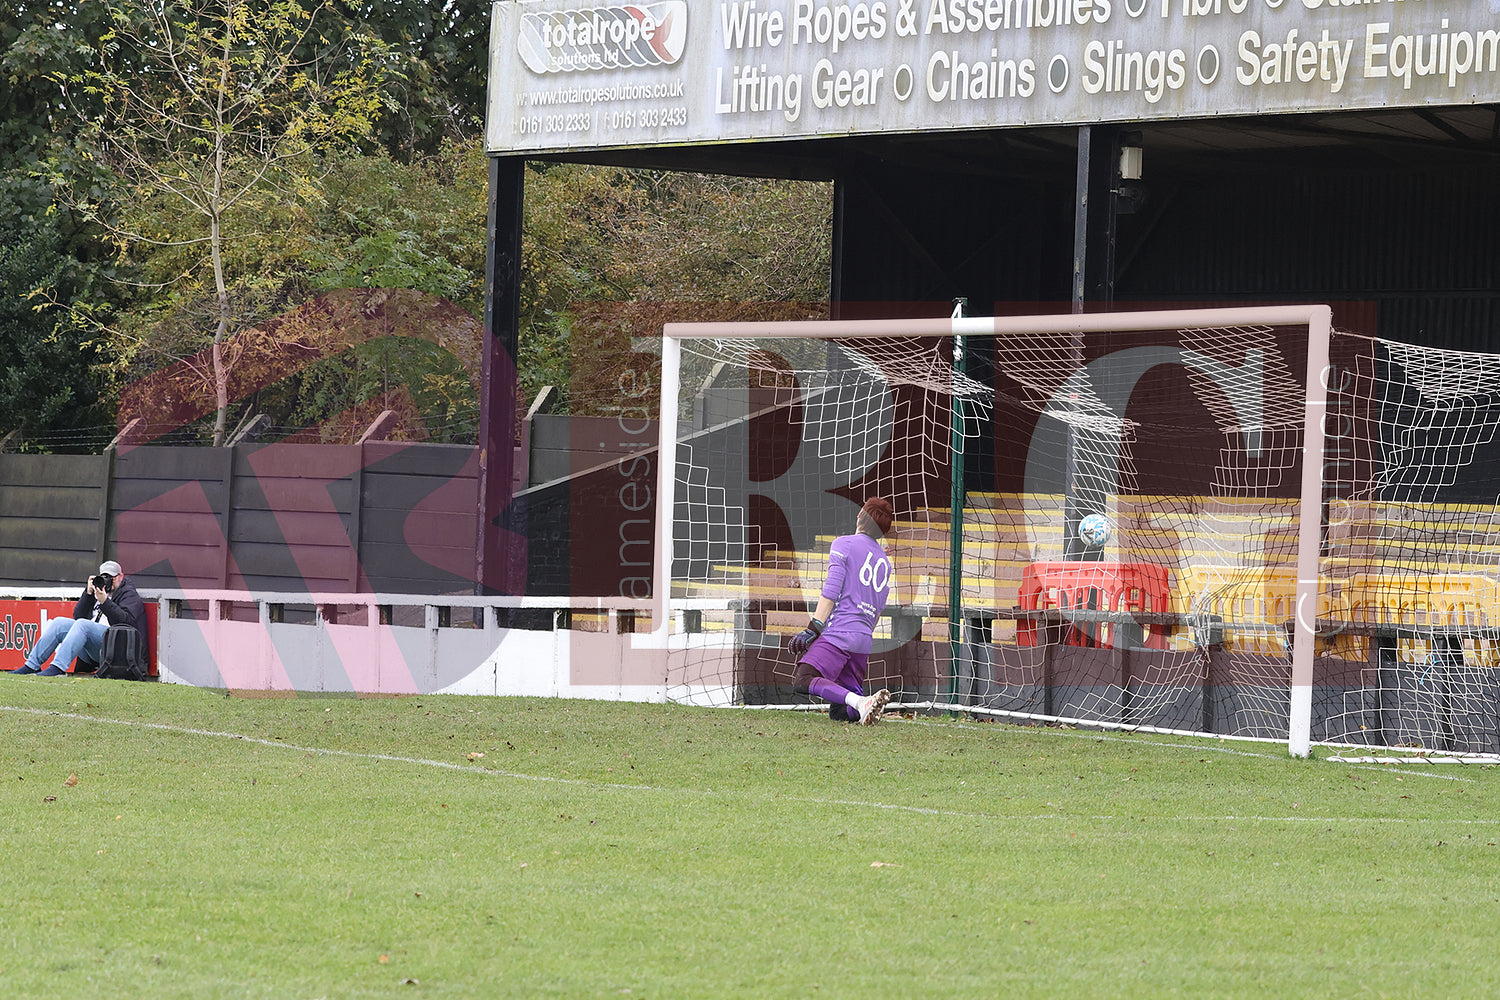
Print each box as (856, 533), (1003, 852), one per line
(0, 454), (112, 584)
(0, 442), (479, 595)
(1, 413), (666, 597)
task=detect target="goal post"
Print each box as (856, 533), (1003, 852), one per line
(1289, 306), (1333, 758)
(652, 304), (1500, 761)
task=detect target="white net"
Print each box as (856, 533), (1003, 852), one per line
(658, 315), (1500, 756)
(662, 333), (990, 708)
(976, 322), (1312, 738)
(1317, 338), (1500, 755)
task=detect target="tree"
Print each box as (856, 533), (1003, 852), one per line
(0, 1), (123, 230)
(329, 0), (492, 161)
(6, 4), (835, 448)
(623, 171), (832, 302)
(248, 141), (491, 443)
(55, 0), (388, 444)
(518, 163), (833, 415)
(0, 216), (107, 447)
(310, 140), (488, 310)
(0, 4), (131, 442)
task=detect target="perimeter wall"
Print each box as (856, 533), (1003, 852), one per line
(0, 443), (479, 595)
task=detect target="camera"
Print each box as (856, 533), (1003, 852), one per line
(91, 573), (115, 592)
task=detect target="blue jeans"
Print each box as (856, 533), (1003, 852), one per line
(25, 617), (108, 672)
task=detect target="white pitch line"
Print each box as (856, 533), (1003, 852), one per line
(0, 704), (659, 791)
(1, 704), (1007, 818)
(0, 703), (1486, 819)
(6, 704), (1013, 813)
(895, 717), (1481, 780)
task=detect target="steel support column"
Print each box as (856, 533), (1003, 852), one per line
(1065, 125), (1122, 559)
(478, 156), (524, 595)
(1072, 124), (1121, 312)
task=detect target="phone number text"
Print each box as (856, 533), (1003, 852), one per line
(512, 105), (688, 136)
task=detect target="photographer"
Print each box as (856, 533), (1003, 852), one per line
(7, 560), (146, 677)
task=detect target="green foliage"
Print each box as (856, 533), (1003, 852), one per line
(521, 164), (830, 312)
(310, 141), (488, 311)
(3, 683), (1500, 998)
(216, 143), (490, 443)
(67, 0), (390, 212)
(623, 170), (833, 301)
(328, 0), (492, 160)
(518, 163), (645, 412)
(50, 0), (393, 443)
(250, 335), (481, 444)
(3, 3), (834, 447)
(0, 0), (121, 230)
(0, 217), (109, 446)
(518, 162), (832, 414)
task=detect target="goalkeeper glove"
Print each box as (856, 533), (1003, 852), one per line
(788, 617), (825, 659)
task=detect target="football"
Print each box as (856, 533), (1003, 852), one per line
(1078, 512), (1112, 547)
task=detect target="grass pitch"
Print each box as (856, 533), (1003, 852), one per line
(1, 680), (1498, 999)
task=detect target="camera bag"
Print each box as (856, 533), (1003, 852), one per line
(96, 625), (148, 681)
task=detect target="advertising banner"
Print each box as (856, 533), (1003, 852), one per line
(486, 0), (1500, 154)
(0, 601), (77, 672)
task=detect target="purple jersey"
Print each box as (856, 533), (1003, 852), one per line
(817, 532), (893, 656)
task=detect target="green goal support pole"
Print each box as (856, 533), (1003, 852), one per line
(947, 299), (968, 706)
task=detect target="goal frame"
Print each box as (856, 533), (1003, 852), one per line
(655, 305), (1334, 757)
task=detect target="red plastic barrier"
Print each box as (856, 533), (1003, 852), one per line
(1017, 562), (1170, 650)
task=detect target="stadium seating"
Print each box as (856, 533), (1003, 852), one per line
(685, 493), (1500, 656)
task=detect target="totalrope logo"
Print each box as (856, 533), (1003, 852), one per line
(518, 2), (687, 74)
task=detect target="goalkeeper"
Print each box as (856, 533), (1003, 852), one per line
(788, 497), (895, 725)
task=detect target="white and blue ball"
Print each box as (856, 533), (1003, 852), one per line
(1077, 512), (1112, 547)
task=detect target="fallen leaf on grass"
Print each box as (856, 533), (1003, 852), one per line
(379, 955), (390, 964)
(465, 752), (485, 761)
(64, 773), (78, 787)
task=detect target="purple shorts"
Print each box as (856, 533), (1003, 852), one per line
(800, 638), (868, 697)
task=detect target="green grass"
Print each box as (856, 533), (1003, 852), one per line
(1, 679), (1498, 999)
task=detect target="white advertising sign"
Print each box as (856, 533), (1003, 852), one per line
(486, 0), (1500, 154)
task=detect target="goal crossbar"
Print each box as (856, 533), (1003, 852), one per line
(657, 305), (1334, 758)
(666, 305), (1331, 341)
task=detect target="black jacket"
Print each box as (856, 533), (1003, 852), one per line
(73, 578), (147, 635)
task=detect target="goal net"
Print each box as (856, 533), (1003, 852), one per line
(652, 307), (1500, 759)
